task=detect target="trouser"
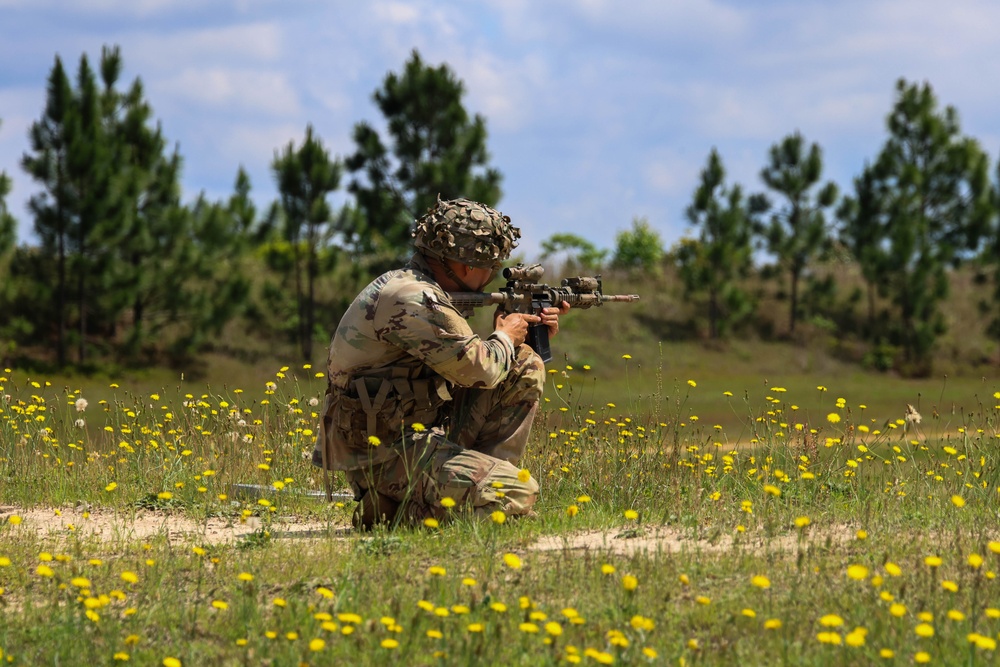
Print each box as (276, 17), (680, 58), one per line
(346, 344), (544, 524)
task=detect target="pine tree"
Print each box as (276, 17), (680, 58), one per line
(94, 46), (188, 354)
(0, 120), (15, 257)
(68, 52), (115, 364)
(22, 46), (249, 365)
(229, 167), (259, 239)
(22, 51), (126, 365)
(21, 56), (76, 366)
(0, 118), (18, 361)
(869, 79), (991, 372)
(837, 163), (892, 334)
(678, 149), (765, 338)
(346, 50), (502, 260)
(758, 132), (839, 334)
(171, 194), (253, 356)
(272, 125), (342, 361)
(981, 158), (1000, 363)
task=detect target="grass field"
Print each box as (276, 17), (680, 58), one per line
(2, 351), (1000, 666)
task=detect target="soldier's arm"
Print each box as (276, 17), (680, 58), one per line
(375, 286), (516, 389)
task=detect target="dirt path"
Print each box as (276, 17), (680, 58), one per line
(3, 504), (855, 556)
(530, 525), (855, 556)
(0, 505), (350, 545)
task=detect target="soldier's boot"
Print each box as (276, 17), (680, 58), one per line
(352, 490), (401, 531)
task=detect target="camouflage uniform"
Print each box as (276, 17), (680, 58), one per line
(311, 199), (544, 525)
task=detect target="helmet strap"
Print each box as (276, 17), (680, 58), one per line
(442, 260), (483, 293)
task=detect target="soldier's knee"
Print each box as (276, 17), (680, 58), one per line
(481, 460), (539, 517)
(504, 477), (539, 516)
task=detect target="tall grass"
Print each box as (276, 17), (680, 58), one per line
(2, 360), (1000, 665)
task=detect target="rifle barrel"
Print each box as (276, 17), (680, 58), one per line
(447, 292), (640, 308)
(567, 293), (640, 308)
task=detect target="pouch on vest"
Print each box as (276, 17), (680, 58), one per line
(331, 374), (451, 450)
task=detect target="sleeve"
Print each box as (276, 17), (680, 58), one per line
(373, 281), (515, 389)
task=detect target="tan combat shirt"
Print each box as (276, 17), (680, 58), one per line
(318, 253), (515, 470)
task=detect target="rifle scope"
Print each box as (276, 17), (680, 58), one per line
(501, 263), (545, 282)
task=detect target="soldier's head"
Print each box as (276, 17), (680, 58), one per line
(412, 196), (520, 272)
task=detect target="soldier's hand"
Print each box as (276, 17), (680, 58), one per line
(492, 306), (505, 330)
(541, 301), (571, 338)
(495, 312), (541, 347)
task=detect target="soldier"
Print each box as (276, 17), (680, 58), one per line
(311, 197), (569, 529)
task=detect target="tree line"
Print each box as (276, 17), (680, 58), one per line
(0, 47), (504, 369)
(542, 81), (1000, 374)
(1, 46), (999, 375)
(672, 79), (1000, 374)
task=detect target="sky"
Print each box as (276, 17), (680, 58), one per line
(2, 0), (999, 258)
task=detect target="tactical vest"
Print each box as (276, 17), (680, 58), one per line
(318, 365), (452, 469)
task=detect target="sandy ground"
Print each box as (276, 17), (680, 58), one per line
(3, 503), (857, 557)
(0, 504), (350, 545)
(531, 524), (854, 556)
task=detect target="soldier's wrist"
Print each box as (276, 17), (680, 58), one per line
(489, 330), (516, 357)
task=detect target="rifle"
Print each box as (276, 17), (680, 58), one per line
(448, 263), (640, 363)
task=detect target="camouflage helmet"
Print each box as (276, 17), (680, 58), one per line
(412, 197), (520, 269)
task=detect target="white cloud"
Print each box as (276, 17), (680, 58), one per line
(482, 0), (557, 43)
(177, 119), (359, 207)
(679, 83), (783, 141)
(125, 21), (285, 73)
(220, 121), (303, 168)
(373, 1), (420, 25)
(305, 85), (352, 116)
(446, 52), (550, 133)
(363, 0), (466, 62)
(2, 0), (259, 18)
(644, 152), (698, 197)
(155, 67), (300, 117)
(556, 0), (746, 40)
(5, 0), (1000, 255)
(85, 0), (198, 17)
(807, 91), (887, 133)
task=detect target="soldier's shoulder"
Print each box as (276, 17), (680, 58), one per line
(382, 267), (447, 306)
